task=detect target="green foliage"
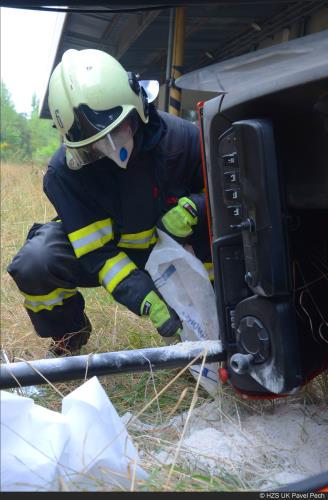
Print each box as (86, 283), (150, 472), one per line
(0, 81), (60, 165)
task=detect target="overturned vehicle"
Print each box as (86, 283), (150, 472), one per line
(178, 29), (328, 397)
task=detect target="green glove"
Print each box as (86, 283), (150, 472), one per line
(141, 291), (182, 337)
(159, 197), (198, 242)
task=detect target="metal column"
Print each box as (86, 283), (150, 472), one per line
(164, 8), (175, 112)
(169, 7), (185, 116)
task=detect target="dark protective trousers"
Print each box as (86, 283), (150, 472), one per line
(8, 219), (213, 340)
(7, 221), (99, 339)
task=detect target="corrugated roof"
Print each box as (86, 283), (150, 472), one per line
(40, 0), (327, 118)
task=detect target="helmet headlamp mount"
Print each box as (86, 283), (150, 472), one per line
(128, 71), (149, 118)
(128, 71), (141, 95)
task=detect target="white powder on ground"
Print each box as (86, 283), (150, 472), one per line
(126, 397), (328, 490)
(179, 401), (328, 489)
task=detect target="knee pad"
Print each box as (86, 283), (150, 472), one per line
(7, 221), (75, 293)
(7, 238), (52, 291)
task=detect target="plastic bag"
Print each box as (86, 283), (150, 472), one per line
(0, 377), (147, 491)
(145, 230), (220, 396)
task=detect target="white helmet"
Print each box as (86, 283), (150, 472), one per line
(48, 48), (150, 169)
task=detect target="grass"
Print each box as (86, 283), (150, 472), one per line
(1, 162), (327, 492)
(0, 162), (216, 490)
(0, 162), (211, 405)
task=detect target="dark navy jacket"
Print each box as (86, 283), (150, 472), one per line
(44, 106), (209, 315)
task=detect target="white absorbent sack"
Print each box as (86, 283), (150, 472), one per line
(145, 230), (221, 396)
(0, 376), (147, 491)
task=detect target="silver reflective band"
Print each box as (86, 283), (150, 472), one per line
(119, 230), (157, 247)
(71, 224), (113, 251)
(102, 256), (132, 288)
(24, 290), (75, 308)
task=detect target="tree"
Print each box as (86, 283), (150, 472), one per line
(29, 92), (60, 165)
(0, 83), (60, 164)
(0, 81), (31, 162)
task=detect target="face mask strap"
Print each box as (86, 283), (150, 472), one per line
(106, 133), (116, 151)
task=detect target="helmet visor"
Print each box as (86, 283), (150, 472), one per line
(66, 112), (138, 169)
(66, 104), (124, 143)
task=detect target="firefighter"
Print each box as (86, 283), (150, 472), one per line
(7, 48), (211, 356)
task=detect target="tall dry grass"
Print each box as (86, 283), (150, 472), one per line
(1, 162), (327, 492)
(1, 162), (56, 361)
(0, 162), (209, 414)
(1, 162), (220, 490)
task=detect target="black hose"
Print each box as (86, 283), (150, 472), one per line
(0, 341), (225, 389)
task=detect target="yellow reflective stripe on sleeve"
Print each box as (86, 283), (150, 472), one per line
(204, 262), (214, 281)
(99, 252), (137, 294)
(22, 287), (77, 312)
(68, 218), (113, 258)
(117, 227), (158, 249)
